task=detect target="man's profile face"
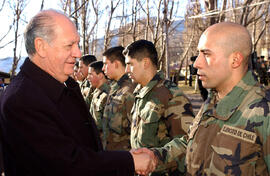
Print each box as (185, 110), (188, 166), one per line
(102, 56), (116, 80)
(194, 32), (232, 91)
(87, 67), (100, 88)
(125, 56), (144, 84)
(74, 65), (84, 81)
(44, 15), (81, 82)
(78, 60), (89, 79)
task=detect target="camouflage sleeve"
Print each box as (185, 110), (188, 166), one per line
(264, 118), (270, 171)
(152, 135), (188, 164)
(152, 94), (193, 165)
(91, 92), (108, 130)
(124, 91), (135, 123)
(165, 94), (194, 137)
(85, 87), (95, 109)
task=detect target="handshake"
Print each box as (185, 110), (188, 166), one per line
(130, 148), (158, 175)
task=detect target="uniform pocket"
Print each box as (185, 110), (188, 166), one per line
(211, 131), (261, 176)
(140, 101), (162, 123)
(137, 102), (162, 146)
(107, 96), (124, 134)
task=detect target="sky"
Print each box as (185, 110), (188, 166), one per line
(0, 0), (189, 59)
(0, 0), (63, 58)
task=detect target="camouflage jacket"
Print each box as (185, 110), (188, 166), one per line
(152, 70), (270, 176)
(80, 79), (95, 108)
(89, 81), (110, 131)
(103, 74), (136, 150)
(131, 71), (194, 175)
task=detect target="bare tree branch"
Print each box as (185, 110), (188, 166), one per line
(0, 0), (6, 12)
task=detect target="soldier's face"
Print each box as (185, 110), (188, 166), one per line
(194, 32), (233, 92)
(74, 65), (84, 81)
(78, 61), (88, 79)
(125, 56), (144, 84)
(87, 67), (100, 88)
(102, 56), (116, 80)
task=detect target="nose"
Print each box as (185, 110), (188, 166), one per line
(125, 65), (130, 73)
(73, 44), (82, 58)
(193, 55), (202, 69)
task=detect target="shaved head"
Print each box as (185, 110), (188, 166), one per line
(202, 22), (252, 65)
(195, 22), (253, 98)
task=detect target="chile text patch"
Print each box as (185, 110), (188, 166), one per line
(221, 125), (257, 143)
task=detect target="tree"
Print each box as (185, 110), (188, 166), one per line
(0, 0), (14, 50)
(187, 0), (270, 56)
(103, 0), (121, 50)
(10, 0), (28, 77)
(61, 0), (101, 55)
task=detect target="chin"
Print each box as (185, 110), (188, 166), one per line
(131, 79), (138, 83)
(201, 82), (208, 89)
(66, 70), (74, 77)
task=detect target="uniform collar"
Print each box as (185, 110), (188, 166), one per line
(203, 70), (258, 120)
(134, 70), (163, 98)
(98, 81), (110, 94)
(81, 79), (90, 87)
(21, 58), (79, 103)
(117, 73), (129, 86)
(110, 74), (129, 94)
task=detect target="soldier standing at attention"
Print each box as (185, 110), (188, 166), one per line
(78, 54), (97, 108)
(124, 40), (194, 176)
(102, 46), (136, 150)
(87, 61), (110, 145)
(136, 22), (270, 175)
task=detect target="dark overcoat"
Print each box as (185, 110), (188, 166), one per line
(0, 58), (134, 176)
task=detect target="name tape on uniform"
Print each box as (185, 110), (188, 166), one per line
(221, 125), (257, 143)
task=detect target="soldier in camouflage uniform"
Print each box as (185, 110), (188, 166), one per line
(73, 62), (84, 82)
(78, 54), (96, 108)
(102, 46), (136, 150)
(87, 61), (110, 140)
(138, 22), (270, 175)
(124, 40), (194, 176)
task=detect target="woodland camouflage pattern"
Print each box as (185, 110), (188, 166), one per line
(130, 71), (194, 175)
(103, 74), (136, 150)
(152, 70), (270, 176)
(89, 82), (110, 131)
(80, 79), (95, 108)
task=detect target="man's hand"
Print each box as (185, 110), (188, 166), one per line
(130, 148), (158, 175)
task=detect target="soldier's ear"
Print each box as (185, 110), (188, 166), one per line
(231, 52), (244, 69)
(114, 60), (120, 69)
(143, 57), (151, 69)
(97, 72), (103, 79)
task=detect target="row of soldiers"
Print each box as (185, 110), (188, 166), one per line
(72, 40), (194, 175)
